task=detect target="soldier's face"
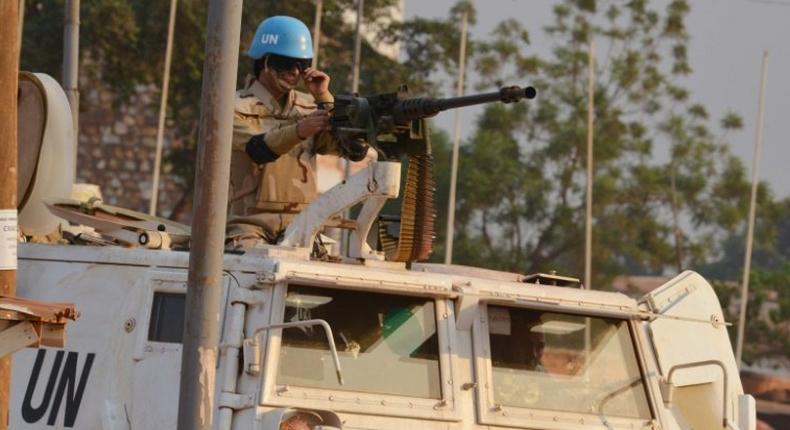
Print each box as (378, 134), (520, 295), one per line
(260, 68), (297, 93)
(262, 55), (308, 91)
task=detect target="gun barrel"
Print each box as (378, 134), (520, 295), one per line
(437, 85), (536, 110)
(392, 85), (536, 123)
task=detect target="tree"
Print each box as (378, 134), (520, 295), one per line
(703, 196), (790, 280)
(449, 0), (751, 284)
(713, 261), (790, 365)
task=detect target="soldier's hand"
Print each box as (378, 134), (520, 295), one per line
(296, 110), (330, 140)
(303, 67), (331, 100)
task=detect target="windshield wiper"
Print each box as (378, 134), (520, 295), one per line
(253, 319), (344, 385)
(594, 377), (643, 413)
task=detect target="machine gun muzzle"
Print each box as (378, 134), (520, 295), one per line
(391, 85), (537, 124)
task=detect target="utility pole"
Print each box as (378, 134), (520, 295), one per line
(350, 0), (364, 93)
(176, 0), (242, 429)
(17, 0), (24, 53)
(444, 10), (469, 265)
(149, 0), (179, 216)
(0, 2), (20, 428)
(63, 0), (80, 174)
(311, 0), (323, 69)
(341, 0), (365, 255)
(584, 40), (595, 290)
(735, 51), (769, 368)
(670, 165), (684, 272)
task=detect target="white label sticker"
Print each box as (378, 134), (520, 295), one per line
(0, 209), (17, 270)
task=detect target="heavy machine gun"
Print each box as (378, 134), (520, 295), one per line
(322, 85), (537, 160)
(292, 85), (537, 262)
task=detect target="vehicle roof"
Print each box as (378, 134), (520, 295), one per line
(19, 243), (640, 315)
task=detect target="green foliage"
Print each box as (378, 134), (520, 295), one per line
(703, 197), (790, 280)
(706, 196), (790, 364)
(382, 3), (473, 95)
(744, 265), (790, 361)
(713, 262), (790, 364)
(446, 0), (754, 285)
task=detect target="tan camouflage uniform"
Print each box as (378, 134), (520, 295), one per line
(226, 77), (339, 247)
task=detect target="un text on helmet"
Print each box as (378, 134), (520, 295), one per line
(261, 34), (279, 44)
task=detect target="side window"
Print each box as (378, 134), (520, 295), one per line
(147, 292), (185, 343)
(277, 285), (441, 399)
(487, 306), (651, 419)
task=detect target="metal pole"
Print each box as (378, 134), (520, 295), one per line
(670, 165), (684, 272)
(735, 51), (768, 368)
(149, 0), (179, 216)
(350, 0), (364, 93)
(444, 10), (468, 265)
(17, 0), (24, 53)
(311, 0), (323, 69)
(0, 2), (20, 428)
(584, 40), (595, 290)
(583, 41), (595, 363)
(342, 0), (364, 255)
(176, 0), (242, 428)
(63, 0), (79, 174)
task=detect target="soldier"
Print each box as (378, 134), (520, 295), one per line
(226, 16), (367, 248)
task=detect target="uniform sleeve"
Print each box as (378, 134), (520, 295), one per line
(262, 123), (302, 155)
(232, 111), (259, 152)
(234, 102), (302, 163)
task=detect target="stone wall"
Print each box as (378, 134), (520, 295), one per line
(76, 82), (191, 222)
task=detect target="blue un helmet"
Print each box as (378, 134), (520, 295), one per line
(248, 16), (313, 60)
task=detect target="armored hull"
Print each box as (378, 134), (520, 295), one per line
(10, 242), (754, 430)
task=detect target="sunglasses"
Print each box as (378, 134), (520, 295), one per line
(267, 55), (311, 72)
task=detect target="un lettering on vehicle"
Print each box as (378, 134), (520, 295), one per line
(20, 349), (96, 428)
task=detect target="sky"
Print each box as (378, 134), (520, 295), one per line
(403, 0), (790, 199)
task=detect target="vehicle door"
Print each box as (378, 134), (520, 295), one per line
(641, 271), (746, 429)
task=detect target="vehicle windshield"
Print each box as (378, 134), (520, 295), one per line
(487, 306), (651, 419)
(277, 285), (441, 399)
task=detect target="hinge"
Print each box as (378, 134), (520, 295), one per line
(256, 271), (278, 285)
(453, 282), (479, 331)
(254, 262), (280, 285)
(218, 391), (257, 411)
(243, 337), (261, 375)
(230, 286), (266, 306)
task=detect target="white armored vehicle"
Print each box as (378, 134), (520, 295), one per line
(11, 244), (757, 430)
(10, 73), (755, 430)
